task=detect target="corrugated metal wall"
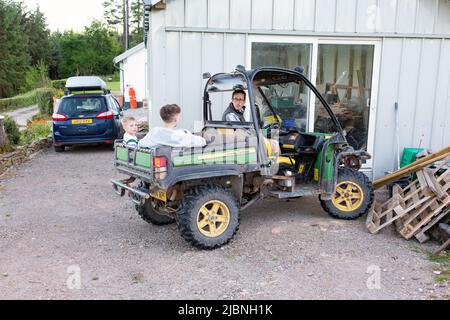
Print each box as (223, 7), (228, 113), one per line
(374, 38), (450, 178)
(163, 0), (450, 34)
(148, 0), (450, 178)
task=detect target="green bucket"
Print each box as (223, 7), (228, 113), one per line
(400, 148), (424, 168)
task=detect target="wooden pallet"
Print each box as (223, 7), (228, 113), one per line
(367, 178), (433, 234)
(367, 158), (450, 238)
(415, 207), (450, 243)
(397, 195), (450, 239)
(397, 160), (450, 241)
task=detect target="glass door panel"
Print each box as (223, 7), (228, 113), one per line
(251, 42), (312, 131)
(315, 44), (374, 151)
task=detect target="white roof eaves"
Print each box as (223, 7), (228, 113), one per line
(142, 0), (163, 6)
(113, 42), (146, 64)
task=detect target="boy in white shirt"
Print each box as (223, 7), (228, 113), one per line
(138, 104), (206, 149)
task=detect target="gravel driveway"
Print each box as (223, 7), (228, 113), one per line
(0, 146), (448, 300)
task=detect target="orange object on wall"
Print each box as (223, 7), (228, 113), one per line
(128, 87), (137, 109)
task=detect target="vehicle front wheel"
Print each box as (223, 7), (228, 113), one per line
(54, 145), (65, 152)
(177, 185), (240, 250)
(320, 167), (374, 220)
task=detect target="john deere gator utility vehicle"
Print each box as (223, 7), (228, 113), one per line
(111, 66), (374, 249)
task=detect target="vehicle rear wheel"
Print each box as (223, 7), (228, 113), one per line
(135, 182), (175, 225)
(137, 198), (175, 225)
(54, 145), (65, 152)
(177, 185), (240, 250)
(320, 167), (374, 220)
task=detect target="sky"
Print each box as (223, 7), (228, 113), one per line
(22, 0), (105, 32)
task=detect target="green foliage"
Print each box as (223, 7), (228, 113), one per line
(35, 88), (56, 116)
(54, 89), (64, 99)
(1, 2), (123, 98)
(51, 79), (67, 90)
(106, 82), (120, 92)
(4, 116), (21, 145)
(102, 0), (144, 49)
(101, 72), (120, 82)
(0, 89), (39, 112)
(55, 21), (122, 78)
(24, 7), (52, 67)
(129, 0), (144, 47)
(31, 113), (51, 122)
(0, 87), (56, 113)
(19, 121), (52, 145)
(0, 0), (31, 98)
(21, 61), (51, 93)
(429, 252), (450, 283)
(102, 0), (123, 27)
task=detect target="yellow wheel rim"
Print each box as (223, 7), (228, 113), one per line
(197, 200), (230, 238)
(332, 181), (364, 212)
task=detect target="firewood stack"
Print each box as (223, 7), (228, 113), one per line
(366, 151), (450, 243)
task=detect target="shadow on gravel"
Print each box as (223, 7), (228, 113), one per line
(61, 144), (115, 154)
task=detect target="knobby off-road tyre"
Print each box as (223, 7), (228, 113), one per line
(135, 182), (175, 225)
(320, 167), (374, 220)
(177, 185), (240, 250)
(137, 198), (176, 225)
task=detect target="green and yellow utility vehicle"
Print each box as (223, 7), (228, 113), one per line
(111, 66), (374, 249)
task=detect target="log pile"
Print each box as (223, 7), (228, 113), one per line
(367, 151), (450, 244)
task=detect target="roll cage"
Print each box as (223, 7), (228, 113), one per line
(202, 66), (345, 168)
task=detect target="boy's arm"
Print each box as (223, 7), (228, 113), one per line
(137, 132), (154, 148)
(173, 130), (206, 147)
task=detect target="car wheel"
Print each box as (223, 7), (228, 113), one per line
(54, 145), (65, 152)
(177, 185), (240, 250)
(320, 167), (374, 220)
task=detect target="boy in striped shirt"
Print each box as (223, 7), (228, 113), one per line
(122, 116), (139, 147)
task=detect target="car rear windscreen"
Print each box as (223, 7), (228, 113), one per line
(58, 97), (106, 117)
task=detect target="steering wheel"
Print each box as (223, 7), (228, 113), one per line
(262, 122), (280, 131)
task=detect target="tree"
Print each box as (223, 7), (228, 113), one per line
(55, 21), (122, 78)
(0, 0), (31, 98)
(102, 0), (144, 50)
(102, 0), (123, 29)
(129, 0), (144, 47)
(23, 6), (51, 66)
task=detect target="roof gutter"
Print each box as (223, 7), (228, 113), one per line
(142, 0), (166, 48)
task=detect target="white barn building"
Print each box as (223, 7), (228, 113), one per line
(142, 0), (450, 179)
(113, 42), (148, 108)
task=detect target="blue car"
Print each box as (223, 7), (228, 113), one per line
(52, 77), (123, 152)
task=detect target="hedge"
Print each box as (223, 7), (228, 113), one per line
(51, 79), (67, 90)
(4, 116), (21, 145)
(36, 88), (56, 116)
(0, 89), (40, 112)
(0, 88), (56, 115)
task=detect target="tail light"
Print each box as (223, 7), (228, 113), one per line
(153, 156), (167, 168)
(153, 156), (168, 180)
(52, 113), (68, 121)
(96, 111), (114, 119)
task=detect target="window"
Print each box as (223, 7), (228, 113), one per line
(253, 78), (309, 132)
(315, 44), (374, 150)
(250, 39), (377, 152)
(251, 42), (312, 79)
(59, 97), (106, 116)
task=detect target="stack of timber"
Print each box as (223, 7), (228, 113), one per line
(366, 146), (450, 243)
